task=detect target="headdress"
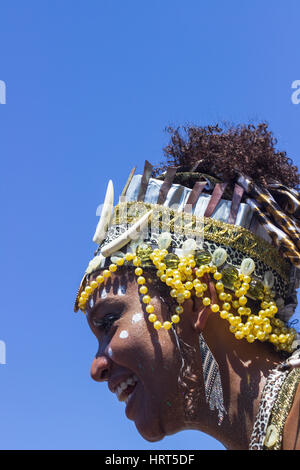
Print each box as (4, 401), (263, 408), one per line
(75, 160), (300, 353)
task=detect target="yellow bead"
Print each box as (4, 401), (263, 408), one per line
(176, 293), (185, 303)
(213, 272), (222, 281)
(215, 282), (224, 291)
(160, 274), (167, 283)
(239, 287), (247, 296)
(223, 302), (231, 311)
(166, 277), (174, 286)
(226, 294), (233, 302)
(163, 321), (172, 330)
(278, 334), (287, 344)
(158, 263), (166, 271)
(174, 280), (183, 290)
(211, 304), (220, 313)
(96, 275), (104, 285)
(171, 314), (180, 323)
(133, 257), (141, 266)
(90, 281), (98, 290)
(195, 268), (205, 277)
(135, 267), (143, 276)
(269, 305), (278, 315)
(184, 290), (191, 299)
(269, 334), (279, 344)
(229, 325), (237, 333)
(196, 291), (203, 298)
(116, 257), (125, 266)
(139, 285), (148, 294)
(235, 330), (244, 340)
(243, 275), (251, 284)
(170, 289), (177, 298)
(137, 276), (145, 285)
(203, 297), (211, 306)
(229, 316), (240, 326)
(85, 285), (92, 294)
(220, 310), (229, 319)
(175, 305), (184, 314)
(103, 270), (111, 278)
(146, 304), (154, 313)
(142, 295), (151, 304)
(219, 292), (227, 301)
(202, 283), (208, 291)
(257, 331), (265, 341)
(154, 321), (162, 330)
(185, 281), (194, 290)
(125, 253), (134, 261)
(109, 263), (117, 272)
(232, 300), (239, 309)
(239, 296), (247, 306)
(148, 313), (157, 323)
(246, 334), (255, 343)
(238, 306), (246, 316)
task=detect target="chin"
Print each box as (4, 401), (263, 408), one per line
(134, 417), (166, 443)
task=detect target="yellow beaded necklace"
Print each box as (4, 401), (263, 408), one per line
(77, 240), (297, 353)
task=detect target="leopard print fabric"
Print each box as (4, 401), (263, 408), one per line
(249, 368), (289, 450)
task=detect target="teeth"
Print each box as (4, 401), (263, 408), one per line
(115, 375), (138, 401)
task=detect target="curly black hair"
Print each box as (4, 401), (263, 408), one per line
(154, 122), (299, 189)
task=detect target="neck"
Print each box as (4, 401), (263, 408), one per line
(191, 314), (283, 449)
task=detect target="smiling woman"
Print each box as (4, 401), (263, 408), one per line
(75, 123), (300, 450)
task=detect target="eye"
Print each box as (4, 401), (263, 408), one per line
(93, 313), (121, 334)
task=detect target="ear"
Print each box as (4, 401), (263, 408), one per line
(192, 274), (219, 333)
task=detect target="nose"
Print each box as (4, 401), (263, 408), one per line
(90, 354), (111, 382)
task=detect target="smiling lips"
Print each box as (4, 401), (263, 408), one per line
(114, 374), (138, 404)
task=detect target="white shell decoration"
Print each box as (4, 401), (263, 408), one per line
(93, 180), (114, 244)
(264, 424), (279, 448)
(212, 248), (227, 267)
(85, 254), (105, 274)
(264, 271), (275, 289)
(240, 257), (255, 276)
(182, 238), (197, 256)
(111, 251), (125, 264)
(101, 210), (153, 257)
(157, 232), (172, 250)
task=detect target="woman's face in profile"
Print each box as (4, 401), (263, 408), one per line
(86, 270), (189, 442)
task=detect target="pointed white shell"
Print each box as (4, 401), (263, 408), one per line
(85, 254), (105, 274)
(101, 210), (153, 257)
(93, 180), (114, 244)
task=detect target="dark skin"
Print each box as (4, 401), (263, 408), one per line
(86, 270), (300, 449)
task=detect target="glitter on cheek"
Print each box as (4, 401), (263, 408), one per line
(119, 330), (129, 339)
(132, 313), (143, 324)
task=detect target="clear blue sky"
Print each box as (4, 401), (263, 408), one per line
(1, 0), (300, 450)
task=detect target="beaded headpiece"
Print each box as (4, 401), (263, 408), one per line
(75, 161), (300, 353)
